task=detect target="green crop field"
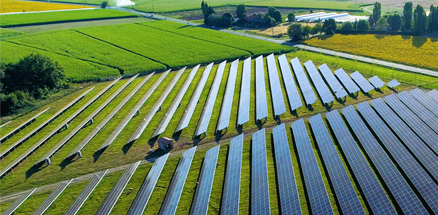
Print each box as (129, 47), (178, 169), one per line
(0, 28), (23, 38)
(0, 9), (138, 27)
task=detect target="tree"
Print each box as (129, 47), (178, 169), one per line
(268, 7), (282, 23)
(357, 19), (370, 30)
(413, 4), (427, 35)
(303, 25), (311, 38)
(322, 18), (337, 35)
(100, 1), (108, 8)
(340, 21), (354, 31)
(403, 2), (413, 30)
(372, 2), (382, 25)
(376, 17), (389, 30)
(387, 13), (402, 31)
(236, 4), (247, 20)
(288, 23), (303, 41)
(311, 23), (322, 35)
(218, 12), (234, 27)
(368, 15), (374, 27)
(428, 5), (438, 32)
(287, 12), (295, 23)
(201, 1), (215, 25)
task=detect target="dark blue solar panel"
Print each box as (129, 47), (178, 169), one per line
(427, 89), (438, 103)
(334, 68), (360, 94)
(368, 76), (385, 89)
(278, 54), (302, 111)
(387, 79), (400, 88)
(290, 57), (317, 105)
(266, 54), (287, 116)
(397, 91), (438, 134)
(326, 110), (395, 214)
(272, 124), (301, 215)
(217, 59), (239, 132)
(304, 60), (334, 104)
(291, 119), (333, 215)
(409, 88), (438, 117)
(350, 71), (374, 93)
(309, 114), (365, 215)
(318, 64), (347, 99)
(341, 105), (427, 214)
(356, 102), (438, 213)
(237, 57), (251, 126)
(251, 129), (271, 215)
(255, 56), (268, 121)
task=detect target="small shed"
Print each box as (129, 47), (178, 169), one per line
(158, 137), (174, 151)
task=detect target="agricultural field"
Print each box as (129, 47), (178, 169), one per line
(0, 9), (138, 27)
(0, 0), (92, 14)
(0, 28), (23, 38)
(305, 34), (438, 70)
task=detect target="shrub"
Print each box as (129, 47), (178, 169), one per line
(341, 21), (354, 31)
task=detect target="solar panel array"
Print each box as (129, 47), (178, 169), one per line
(318, 64), (347, 99)
(356, 102), (438, 213)
(334, 68), (360, 94)
(266, 54), (287, 116)
(368, 76), (385, 89)
(409, 88), (438, 117)
(237, 57), (251, 126)
(397, 91), (438, 134)
(33, 179), (73, 215)
(65, 170), (108, 215)
(128, 68), (186, 144)
(309, 114), (365, 214)
(153, 65), (200, 137)
(128, 153), (169, 215)
(304, 60), (334, 104)
(160, 147), (197, 215)
(251, 129), (271, 215)
(350, 71), (374, 93)
(255, 56), (269, 121)
(278, 54), (302, 111)
(97, 161), (140, 215)
(341, 105), (427, 214)
(290, 58), (317, 105)
(0, 107), (49, 143)
(291, 119), (333, 215)
(427, 89), (438, 103)
(217, 60), (239, 133)
(325, 110), (395, 214)
(272, 124), (301, 215)
(2, 188), (37, 215)
(195, 61), (227, 137)
(176, 63), (214, 132)
(220, 134), (244, 215)
(190, 146), (220, 215)
(387, 79), (400, 88)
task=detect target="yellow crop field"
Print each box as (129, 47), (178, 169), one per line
(0, 0), (92, 13)
(305, 34), (438, 70)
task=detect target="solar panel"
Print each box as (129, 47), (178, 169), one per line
(334, 68), (360, 94)
(96, 161), (140, 215)
(304, 60), (334, 104)
(217, 59), (239, 133)
(368, 76), (385, 89)
(220, 134), (244, 215)
(33, 179), (73, 215)
(176, 63), (214, 133)
(397, 91), (438, 134)
(409, 88), (438, 117)
(0, 121), (11, 129)
(325, 110), (395, 214)
(370, 98), (438, 181)
(350, 71), (374, 93)
(290, 57), (317, 105)
(278, 54), (302, 111)
(255, 56), (268, 122)
(195, 61), (226, 137)
(291, 119), (333, 215)
(272, 124), (301, 215)
(160, 147), (197, 215)
(127, 68), (186, 144)
(356, 102), (438, 213)
(237, 57), (251, 126)
(251, 129), (271, 214)
(128, 153), (169, 215)
(153, 66), (200, 137)
(2, 188), (37, 215)
(0, 107), (49, 143)
(309, 114), (365, 214)
(387, 79), (400, 88)
(427, 89), (438, 103)
(341, 105), (427, 214)
(190, 146), (220, 215)
(318, 64), (348, 99)
(65, 170), (108, 215)
(267, 54), (287, 116)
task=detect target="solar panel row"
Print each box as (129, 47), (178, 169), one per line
(160, 147), (197, 215)
(325, 110), (395, 214)
(33, 179), (73, 215)
(290, 58), (317, 105)
(255, 56), (269, 121)
(266, 54), (287, 116)
(2, 188), (37, 215)
(409, 88), (438, 117)
(350, 71), (374, 93)
(341, 105), (427, 214)
(237, 57), (252, 126)
(128, 153), (169, 215)
(334, 68), (360, 95)
(318, 64), (347, 99)
(272, 124), (302, 215)
(291, 119), (333, 215)
(387, 79), (400, 88)
(304, 60), (334, 104)
(217, 59), (239, 133)
(0, 121), (11, 129)
(278, 54), (302, 111)
(368, 76), (385, 89)
(195, 61), (226, 137)
(176, 63), (214, 133)
(190, 146), (220, 215)
(220, 134), (244, 215)
(251, 129), (271, 215)
(427, 89), (438, 103)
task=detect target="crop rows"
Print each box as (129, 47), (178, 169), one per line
(0, 0), (90, 14)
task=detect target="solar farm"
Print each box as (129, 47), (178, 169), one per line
(1, 52), (438, 215)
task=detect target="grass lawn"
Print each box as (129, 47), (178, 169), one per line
(0, 9), (138, 27)
(0, 0), (91, 13)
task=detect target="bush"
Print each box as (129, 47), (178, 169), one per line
(101, 1), (108, 8)
(357, 19), (370, 31)
(341, 21), (354, 31)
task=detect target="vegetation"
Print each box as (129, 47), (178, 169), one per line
(0, 28), (23, 38)
(413, 4), (427, 35)
(429, 5), (438, 32)
(340, 21), (354, 31)
(403, 2), (413, 31)
(288, 23), (304, 41)
(100, 1), (108, 9)
(371, 2), (381, 26)
(322, 18), (337, 35)
(356, 19), (370, 30)
(376, 17), (388, 31)
(387, 13), (402, 31)
(0, 9), (138, 27)
(0, 0), (90, 13)
(287, 12), (295, 23)
(267, 6), (282, 23)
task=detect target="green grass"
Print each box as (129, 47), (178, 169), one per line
(0, 9), (138, 27)
(0, 28), (23, 38)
